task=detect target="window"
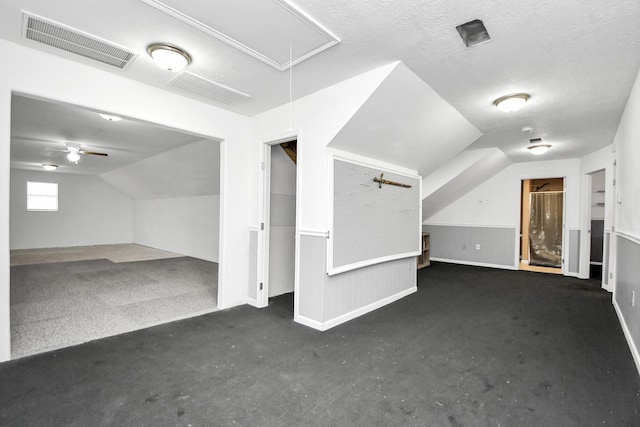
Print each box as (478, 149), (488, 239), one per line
(27, 181), (58, 211)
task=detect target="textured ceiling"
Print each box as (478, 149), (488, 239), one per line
(2, 0), (640, 163)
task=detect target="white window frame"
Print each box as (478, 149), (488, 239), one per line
(27, 181), (58, 212)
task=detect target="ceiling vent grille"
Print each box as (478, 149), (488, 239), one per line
(22, 12), (137, 70)
(169, 72), (251, 105)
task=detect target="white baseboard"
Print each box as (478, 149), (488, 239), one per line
(294, 314), (325, 330)
(431, 257), (518, 271)
(245, 297), (258, 308)
(613, 299), (640, 377)
(299, 286), (417, 332)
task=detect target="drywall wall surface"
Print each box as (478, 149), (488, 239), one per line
(134, 195), (219, 262)
(101, 139), (220, 200)
(269, 147), (296, 297)
(424, 225), (516, 268)
(613, 67), (640, 239)
(328, 62), (482, 177)
(10, 169), (133, 249)
(252, 61), (396, 231)
(425, 159), (581, 228)
(422, 148), (511, 220)
(0, 39), (252, 361)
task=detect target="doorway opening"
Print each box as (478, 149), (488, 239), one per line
(257, 136), (297, 315)
(9, 94), (221, 359)
(588, 169), (606, 281)
(520, 178), (564, 274)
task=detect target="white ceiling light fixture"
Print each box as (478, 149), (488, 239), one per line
(494, 93), (530, 113)
(67, 147), (80, 163)
(147, 43), (191, 72)
(527, 138), (551, 155)
(99, 113), (122, 122)
(42, 164), (58, 171)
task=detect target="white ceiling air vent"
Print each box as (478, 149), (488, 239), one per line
(22, 12), (137, 70)
(169, 72), (251, 105)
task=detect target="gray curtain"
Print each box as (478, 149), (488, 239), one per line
(529, 192), (563, 267)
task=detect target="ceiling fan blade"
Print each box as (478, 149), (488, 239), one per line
(79, 150), (108, 157)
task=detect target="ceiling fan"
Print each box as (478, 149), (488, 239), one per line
(65, 143), (108, 164)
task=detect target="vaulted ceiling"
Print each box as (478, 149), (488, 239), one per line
(2, 0), (640, 165)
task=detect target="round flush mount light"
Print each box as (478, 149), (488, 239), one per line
(42, 164), (58, 171)
(99, 113), (122, 122)
(147, 44), (191, 72)
(527, 144), (551, 155)
(494, 93), (530, 113)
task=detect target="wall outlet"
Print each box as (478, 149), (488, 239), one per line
(475, 244), (480, 250)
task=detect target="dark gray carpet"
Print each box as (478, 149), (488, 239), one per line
(1, 262), (638, 426)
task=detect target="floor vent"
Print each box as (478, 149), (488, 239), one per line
(22, 12), (137, 70)
(169, 72), (251, 105)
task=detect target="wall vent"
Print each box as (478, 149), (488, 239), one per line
(169, 72), (251, 105)
(22, 12), (137, 70)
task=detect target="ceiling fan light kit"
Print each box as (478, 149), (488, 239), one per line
(147, 43), (191, 72)
(494, 93), (530, 112)
(67, 148), (80, 163)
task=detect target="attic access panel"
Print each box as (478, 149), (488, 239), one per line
(140, 0), (340, 70)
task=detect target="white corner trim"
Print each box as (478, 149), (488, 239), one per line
(328, 252), (420, 276)
(430, 257), (518, 270)
(299, 229), (329, 238)
(613, 299), (640, 377)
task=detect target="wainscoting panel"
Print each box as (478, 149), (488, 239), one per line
(298, 234), (326, 323)
(247, 229), (258, 303)
(614, 233), (640, 374)
(423, 225), (515, 267)
(298, 233), (417, 329)
(603, 231), (610, 285)
(568, 229), (580, 274)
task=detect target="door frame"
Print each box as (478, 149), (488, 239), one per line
(518, 176), (566, 274)
(257, 131), (298, 308)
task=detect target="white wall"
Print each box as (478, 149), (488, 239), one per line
(0, 39), (252, 361)
(611, 66), (640, 375)
(10, 169), (133, 249)
(426, 159), (581, 228)
(253, 62), (420, 329)
(134, 195), (219, 262)
(425, 159), (582, 272)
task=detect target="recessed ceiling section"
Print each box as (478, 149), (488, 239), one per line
(168, 72), (251, 105)
(22, 12), (137, 70)
(138, 0), (340, 70)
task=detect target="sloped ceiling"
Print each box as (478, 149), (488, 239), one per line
(100, 139), (220, 200)
(422, 148), (511, 221)
(10, 94), (204, 175)
(328, 62), (482, 176)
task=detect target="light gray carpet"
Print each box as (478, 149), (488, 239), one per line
(10, 257), (218, 359)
